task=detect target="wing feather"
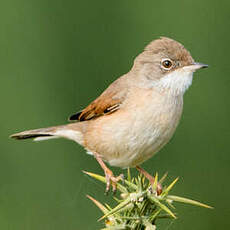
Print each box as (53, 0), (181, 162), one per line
(69, 77), (128, 121)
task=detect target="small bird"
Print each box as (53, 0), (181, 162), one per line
(11, 37), (208, 193)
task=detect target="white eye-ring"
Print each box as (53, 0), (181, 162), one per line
(161, 58), (173, 70)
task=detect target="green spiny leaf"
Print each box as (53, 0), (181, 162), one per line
(166, 199), (176, 210)
(167, 195), (213, 209)
(149, 208), (161, 222)
(156, 214), (175, 219)
(99, 197), (132, 221)
(86, 195), (109, 215)
(86, 170), (212, 229)
(152, 172), (158, 191)
(159, 172), (168, 184)
(148, 195), (176, 219)
(83, 171), (128, 193)
(162, 177), (179, 196)
(104, 203), (113, 211)
(124, 179), (138, 191)
(127, 168), (131, 182)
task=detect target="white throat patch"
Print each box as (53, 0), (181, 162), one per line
(154, 69), (194, 96)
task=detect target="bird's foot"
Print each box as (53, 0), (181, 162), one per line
(104, 168), (124, 194)
(93, 151), (124, 194)
(136, 166), (162, 195)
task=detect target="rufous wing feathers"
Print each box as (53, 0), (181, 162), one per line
(69, 78), (128, 121)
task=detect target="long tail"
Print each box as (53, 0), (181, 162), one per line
(10, 124), (83, 143)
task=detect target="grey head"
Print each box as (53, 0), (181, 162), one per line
(132, 37), (208, 94)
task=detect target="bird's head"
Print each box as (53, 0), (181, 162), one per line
(133, 37), (208, 95)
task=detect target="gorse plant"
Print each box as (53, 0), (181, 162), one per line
(84, 170), (212, 230)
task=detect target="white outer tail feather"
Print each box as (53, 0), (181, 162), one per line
(34, 136), (59, 141)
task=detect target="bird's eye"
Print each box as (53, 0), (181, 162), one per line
(161, 59), (173, 70)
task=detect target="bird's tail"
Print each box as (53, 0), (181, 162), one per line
(10, 124), (83, 143)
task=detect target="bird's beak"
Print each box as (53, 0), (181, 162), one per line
(193, 62), (209, 69)
(183, 62), (208, 72)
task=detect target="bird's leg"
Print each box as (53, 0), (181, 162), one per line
(136, 166), (162, 195)
(93, 152), (124, 194)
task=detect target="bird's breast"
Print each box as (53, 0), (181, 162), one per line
(85, 88), (183, 168)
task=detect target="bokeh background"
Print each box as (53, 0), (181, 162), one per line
(0, 0), (229, 229)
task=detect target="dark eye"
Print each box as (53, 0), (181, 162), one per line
(161, 59), (173, 69)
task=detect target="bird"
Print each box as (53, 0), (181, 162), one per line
(11, 37), (208, 193)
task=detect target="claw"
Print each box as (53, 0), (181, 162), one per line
(156, 183), (162, 195)
(136, 166), (163, 195)
(93, 151), (125, 195)
(104, 168), (124, 194)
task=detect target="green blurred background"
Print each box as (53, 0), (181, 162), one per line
(0, 0), (229, 229)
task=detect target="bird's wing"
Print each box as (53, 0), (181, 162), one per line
(69, 78), (128, 121)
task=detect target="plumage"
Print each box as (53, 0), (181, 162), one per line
(10, 37), (208, 170)
(69, 74), (129, 121)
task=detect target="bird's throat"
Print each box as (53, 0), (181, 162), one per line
(153, 70), (194, 96)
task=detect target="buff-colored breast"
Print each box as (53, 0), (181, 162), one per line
(83, 87), (183, 168)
